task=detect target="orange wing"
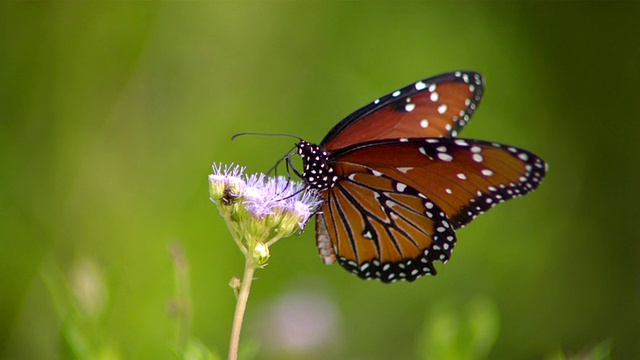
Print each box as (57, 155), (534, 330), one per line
(321, 71), (484, 151)
(316, 170), (456, 283)
(332, 138), (547, 229)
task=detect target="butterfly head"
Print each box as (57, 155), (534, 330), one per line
(296, 141), (337, 191)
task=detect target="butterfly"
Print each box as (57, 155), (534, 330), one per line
(292, 71), (546, 283)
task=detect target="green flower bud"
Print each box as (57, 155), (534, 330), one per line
(252, 242), (270, 267)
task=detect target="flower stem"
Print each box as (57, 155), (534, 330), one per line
(224, 216), (246, 255)
(264, 232), (285, 248)
(228, 258), (256, 360)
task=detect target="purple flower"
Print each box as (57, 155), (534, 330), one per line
(244, 175), (321, 229)
(209, 163), (323, 253)
(209, 163), (246, 203)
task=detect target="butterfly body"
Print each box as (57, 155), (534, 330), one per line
(294, 71), (546, 283)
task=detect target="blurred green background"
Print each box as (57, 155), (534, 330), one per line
(1, 2), (639, 359)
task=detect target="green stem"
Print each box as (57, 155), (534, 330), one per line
(224, 216), (246, 254)
(228, 258), (256, 360)
(265, 232), (286, 247)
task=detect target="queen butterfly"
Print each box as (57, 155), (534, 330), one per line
(292, 71), (546, 283)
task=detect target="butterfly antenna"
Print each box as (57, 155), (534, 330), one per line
(231, 132), (303, 142)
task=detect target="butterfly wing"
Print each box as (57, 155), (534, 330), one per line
(330, 138), (547, 229)
(321, 71), (484, 151)
(316, 138), (545, 281)
(316, 168), (457, 283)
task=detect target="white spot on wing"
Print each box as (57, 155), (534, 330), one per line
(396, 182), (407, 192)
(420, 119), (429, 128)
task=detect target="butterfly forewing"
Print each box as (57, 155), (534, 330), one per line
(321, 71), (484, 151)
(331, 138), (546, 229)
(317, 168), (456, 283)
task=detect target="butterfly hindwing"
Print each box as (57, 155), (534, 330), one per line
(317, 168), (456, 283)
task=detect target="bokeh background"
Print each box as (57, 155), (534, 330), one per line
(2, 2), (639, 359)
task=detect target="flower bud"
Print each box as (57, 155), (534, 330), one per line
(209, 163), (246, 204)
(252, 242), (270, 267)
(209, 174), (226, 200)
(276, 201), (311, 238)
